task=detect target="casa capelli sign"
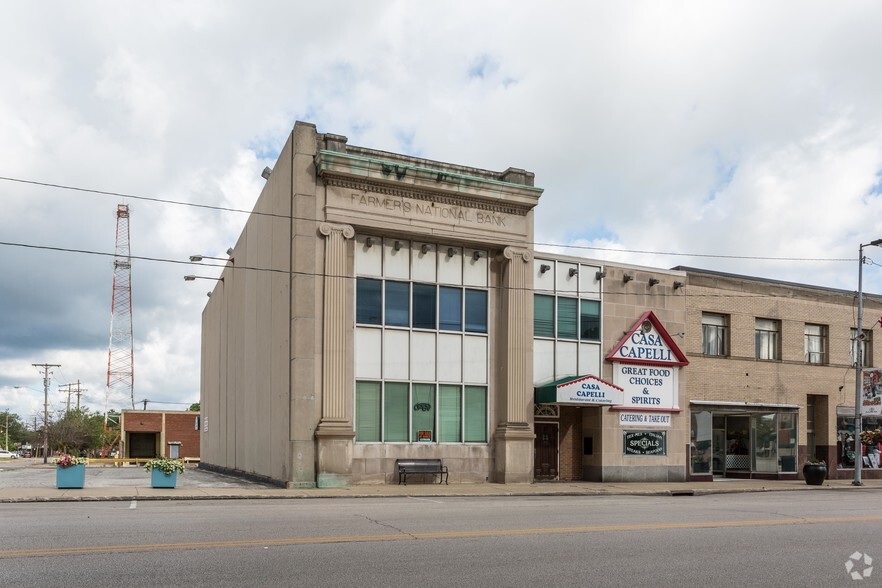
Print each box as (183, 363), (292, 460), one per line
(534, 375), (624, 406)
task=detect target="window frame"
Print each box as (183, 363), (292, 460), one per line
(804, 323), (828, 365)
(354, 381), (488, 445)
(755, 318), (781, 361)
(701, 312), (729, 357)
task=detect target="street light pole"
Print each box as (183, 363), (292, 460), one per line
(854, 239), (882, 486)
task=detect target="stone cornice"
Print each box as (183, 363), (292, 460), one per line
(315, 150), (542, 217)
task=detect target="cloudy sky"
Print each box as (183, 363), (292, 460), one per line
(2, 2), (882, 423)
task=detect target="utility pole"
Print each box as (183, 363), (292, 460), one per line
(75, 380), (85, 410)
(59, 381), (87, 414)
(33, 363), (61, 464)
(60, 383), (72, 414)
(854, 238), (882, 487)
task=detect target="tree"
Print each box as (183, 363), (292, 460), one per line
(48, 409), (106, 453)
(188, 402), (200, 412)
(0, 411), (29, 450)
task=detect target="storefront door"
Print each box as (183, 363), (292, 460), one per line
(725, 416), (750, 471)
(534, 423), (559, 480)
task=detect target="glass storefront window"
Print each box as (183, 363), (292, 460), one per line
(690, 411), (712, 474)
(752, 413), (777, 473)
(778, 413), (797, 472)
(690, 409), (798, 475)
(836, 409), (882, 469)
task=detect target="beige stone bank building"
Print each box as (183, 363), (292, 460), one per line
(199, 121), (881, 487)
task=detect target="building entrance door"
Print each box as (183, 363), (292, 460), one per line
(534, 422), (559, 480)
(128, 432), (157, 458)
(725, 416), (750, 472)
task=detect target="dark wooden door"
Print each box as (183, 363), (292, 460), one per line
(534, 423), (559, 480)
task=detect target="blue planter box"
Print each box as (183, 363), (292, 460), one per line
(151, 469), (178, 488)
(56, 464), (85, 489)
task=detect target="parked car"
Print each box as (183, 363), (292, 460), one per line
(0, 449), (18, 459)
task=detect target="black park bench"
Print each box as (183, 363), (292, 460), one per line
(396, 459), (449, 485)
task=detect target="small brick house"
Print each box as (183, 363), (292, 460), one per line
(120, 410), (200, 460)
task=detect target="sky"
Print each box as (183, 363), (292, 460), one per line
(2, 1), (882, 424)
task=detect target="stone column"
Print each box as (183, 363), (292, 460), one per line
(494, 246), (535, 483)
(315, 222), (355, 488)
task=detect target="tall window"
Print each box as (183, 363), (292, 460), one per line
(755, 318), (780, 360)
(532, 295), (599, 341)
(580, 300), (600, 341)
(533, 295), (554, 338)
(804, 324), (827, 364)
(356, 278), (486, 335)
(355, 268), (489, 443)
(355, 382), (487, 444)
(852, 328), (872, 367)
(701, 313), (728, 356)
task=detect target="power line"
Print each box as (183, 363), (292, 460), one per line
(0, 174), (855, 263)
(0, 238), (871, 302)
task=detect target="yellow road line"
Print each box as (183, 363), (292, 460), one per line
(3, 515), (882, 558)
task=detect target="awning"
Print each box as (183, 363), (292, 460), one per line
(534, 375), (624, 406)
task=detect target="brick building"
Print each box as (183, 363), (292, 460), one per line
(532, 256), (688, 482)
(678, 267), (882, 481)
(120, 410), (201, 460)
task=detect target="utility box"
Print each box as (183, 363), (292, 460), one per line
(168, 442), (181, 459)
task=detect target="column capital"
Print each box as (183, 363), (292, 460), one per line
(319, 222), (355, 239)
(502, 246), (533, 263)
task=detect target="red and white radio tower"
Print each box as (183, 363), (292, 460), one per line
(106, 204), (135, 415)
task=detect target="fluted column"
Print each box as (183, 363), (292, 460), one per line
(315, 222), (355, 488)
(502, 246), (533, 424)
(493, 246), (535, 483)
(318, 222), (355, 424)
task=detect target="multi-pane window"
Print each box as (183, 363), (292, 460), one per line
(533, 295), (600, 342)
(701, 313), (728, 356)
(356, 278), (487, 334)
(804, 324), (827, 364)
(354, 238), (490, 445)
(755, 318), (781, 360)
(355, 382), (488, 443)
(852, 328), (872, 367)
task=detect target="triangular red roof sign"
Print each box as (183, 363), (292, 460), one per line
(605, 311), (688, 367)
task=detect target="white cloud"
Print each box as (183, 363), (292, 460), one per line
(2, 1), (882, 421)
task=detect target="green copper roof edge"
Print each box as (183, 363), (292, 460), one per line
(316, 150), (543, 193)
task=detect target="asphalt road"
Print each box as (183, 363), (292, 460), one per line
(1, 490), (880, 587)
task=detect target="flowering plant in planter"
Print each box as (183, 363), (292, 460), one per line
(55, 453), (87, 468)
(859, 429), (882, 446)
(143, 457), (185, 475)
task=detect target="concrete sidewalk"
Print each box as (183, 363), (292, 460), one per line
(2, 462), (881, 503)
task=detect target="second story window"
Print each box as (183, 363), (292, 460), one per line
(701, 313), (728, 356)
(533, 295), (600, 341)
(755, 318), (780, 361)
(804, 324), (827, 364)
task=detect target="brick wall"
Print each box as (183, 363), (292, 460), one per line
(121, 410), (201, 459)
(165, 413), (201, 459)
(123, 413), (162, 432)
(559, 407), (582, 481)
(683, 269), (882, 479)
